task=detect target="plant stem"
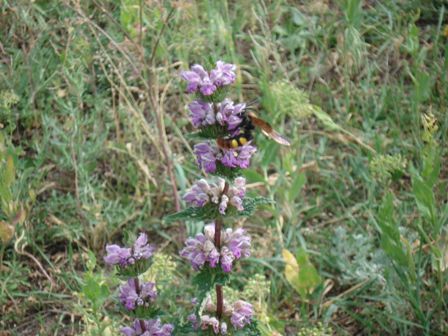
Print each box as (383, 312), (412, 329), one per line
(216, 284), (223, 320)
(214, 181), (229, 320)
(134, 277), (140, 294)
(133, 277), (146, 331)
(139, 319), (146, 332)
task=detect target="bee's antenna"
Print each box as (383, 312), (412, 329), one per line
(245, 98), (259, 109)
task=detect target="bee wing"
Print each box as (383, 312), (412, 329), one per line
(261, 129), (291, 146)
(248, 112), (291, 146)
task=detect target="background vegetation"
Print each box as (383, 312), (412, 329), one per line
(0, 0), (447, 335)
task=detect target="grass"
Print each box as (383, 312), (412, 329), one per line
(0, 0), (447, 335)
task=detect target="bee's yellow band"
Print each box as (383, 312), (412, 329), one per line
(239, 137), (248, 145)
(231, 139), (239, 148)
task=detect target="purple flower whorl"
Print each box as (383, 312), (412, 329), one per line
(119, 279), (157, 311)
(121, 319), (174, 336)
(181, 61), (236, 96)
(182, 177), (247, 215)
(104, 233), (155, 268)
(180, 223), (251, 272)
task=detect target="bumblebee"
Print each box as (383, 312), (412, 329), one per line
(216, 131), (253, 149)
(217, 108), (290, 149)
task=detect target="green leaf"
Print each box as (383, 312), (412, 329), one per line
(312, 107), (342, 131)
(211, 162), (242, 179)
(282, 248), (321, 300)
(121, 305), (160, 320)
(86, 250), (97, 272)
(422, 147), (440, 188)
(120, 0), (141, 37)
(164, 204), (220, 223)
(192, 267), (229, 314)
(377, 193), (409, 267)
(242, 169), (265, 183)
(3, 154), (15, 188)
(412, 176), (436, 223)
(193, 266), (229, 290)
(116, 258), (153, 278)
(412, 70), (432, 104)
(193, 125), (228, 139)
(238, 196), (274, 217)
(234, 320), (262, 335)
(82, 275), (109, 310)
(164, 197), (274, 223)
(260, 141), (279, 167)
(288, 172), (306, 202)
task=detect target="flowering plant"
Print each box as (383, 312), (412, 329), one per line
(164, 60), (276, 335)
(104, 233), (174, 335)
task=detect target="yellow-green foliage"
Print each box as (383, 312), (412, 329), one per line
(297, 322), (333, 336)
(0, 90), (19, 110)
(421, 112), (438, 145)
(142, 253), (177, 290)
(370, 154), (407, 182)
(270, 81), (317, 119)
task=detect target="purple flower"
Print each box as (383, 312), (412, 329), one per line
(221, 144), (257, 169)
(104, 245), (132, 266)
(219, 194), (229, 215)
(194, 143), (218, 173)
(227, 228), (251, 259)
(104, 233), (155, 267)
(180, 64), (208, 94)
(188, 101), (215, 127)
(210, 61), (237, 86)
(179, 225), (220, 271)
(199, 77), (217, 96)
(133, 233), (156, 260)
(231, 177), (246, 197)
(200, 315), (220, 334)
(220, 321), (228, 335)
(181, 61), (236, 96)
(195, 141), (256, 173)
(227, 177), (246, 211)
(121, 319), (174, 336)
(119, 279), (157, 310)
(216, 99), (245, 130)
(220, 246), (235, 272)
(183, 177), (246, 215)
(187, 314), (199, 330)
(230, 300), (253, 329)
(180, 223), (251, 272)
(183, 179), (211, 207)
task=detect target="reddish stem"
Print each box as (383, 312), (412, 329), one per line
(214, 216), (222, 250)
(139, 319), (146, 332)
(134, 278), (146, 331)
(216, 284), (223, 320)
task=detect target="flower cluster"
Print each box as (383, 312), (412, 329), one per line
(189, 297), (254, 334)
(121, 319), (174, 336)
(183, 177), (246, 215)
(181, 61), (236, 96)
(104, 234), (173, 335)
(194, 141), (257, 173)
(104, 233), (155, 267)
(119, 279), (157, 310)
(188, 98), (246, 131)
(179, 61), (261, 334)
(180, 223), (251, 272)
